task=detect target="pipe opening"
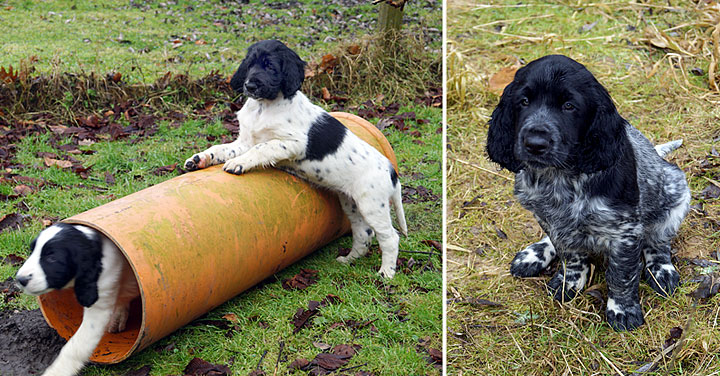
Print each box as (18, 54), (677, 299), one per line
(38, 220), (145, 364)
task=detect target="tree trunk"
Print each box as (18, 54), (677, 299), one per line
(377, 2), (403, 33)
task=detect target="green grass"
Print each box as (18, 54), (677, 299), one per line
(447, 0), (720, 375)
(0, 0), (440, 83)
(0, 104), (442, 375)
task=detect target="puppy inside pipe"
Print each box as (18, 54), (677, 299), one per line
(37, 112), (398, 364)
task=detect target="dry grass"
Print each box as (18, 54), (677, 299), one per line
(446, 1), (720, 375)
(304, 30), (442, 104)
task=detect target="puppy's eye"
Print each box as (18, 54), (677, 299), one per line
(520, 97), (529, 106)
(563, 102), (575, 111)
(45, 255), (57, 263)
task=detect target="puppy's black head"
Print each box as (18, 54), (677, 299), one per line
(229, 40), (306, 100)
(15, 223), (103, 307)
(487, 55), (626, 173)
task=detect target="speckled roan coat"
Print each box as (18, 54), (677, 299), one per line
(486, 55), (690, 331)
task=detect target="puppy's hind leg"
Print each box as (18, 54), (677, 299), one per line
(510, 236), (557, 277)
(354, 195), (399, 279)
(643, 242), (680, 297)
(336, 194), (374, 264)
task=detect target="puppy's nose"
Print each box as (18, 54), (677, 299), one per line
(524, 134), (550, 155)
(16, 274), (31, 287)
(244, 81), (257, 93)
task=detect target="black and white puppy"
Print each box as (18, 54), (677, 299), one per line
(15, 223), (139, 376)
(486, 55), (690, 331)
(184, 40), (408, 278)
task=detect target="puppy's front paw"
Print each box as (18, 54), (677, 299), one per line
(510, 238), (555, 277)
(645, 263), (680, 297)
(606, 298), (644, 331)
(223, 159), (244, 175)
(185, 153), (210, 171)
(336, 255), (350, 264)
(378, 265), (396, 279)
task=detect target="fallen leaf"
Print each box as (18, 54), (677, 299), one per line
(282, 269), (319, 290)
(319, 54), (337, 73)
(427, 348), (442, 364)
(289, 358), (309, 370)
(292, 301), (321, 334)
(309, 353), (348, 371)
(488, 65), (520, 96)
(347, 44), (361, 55)
(153, 163), (178, 176)
(664, 326), (683, 349)
(0, 213), (28, 233)
(321, 87), (331, 101)
(13, 184), (33, 196)
(700, 184), (720, 200)
(182, 357), (230, 376)
(222, 313), (239, 323)
(420, 240), (442, 252)
(1, 254), (25, 266)
(43, 157), (72, 169)
(313, 341), (331, 351)
(247, 370), (265, 376)
(332, 344), (359, 359)
(688, 273), (720, 300)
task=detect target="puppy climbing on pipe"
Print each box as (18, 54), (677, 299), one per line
(185, 40), (408, 279)
(15, 223), (139, 376)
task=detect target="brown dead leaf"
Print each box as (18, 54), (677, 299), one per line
(321, 87), (331, 101)
(282, 269), (319, 290)
(0, 213), (28, 233)
(13, 184), (33, 196)
(488, 65), (520, 96)
(289, 358), (310, 370)
(1, 254), (25, 266)
(182, 357), (230, 376)
(43, 157), (72, 169)
(222, 313), (239, 323)
(319, 54), (337, 73)
(347, 44), (361, 55)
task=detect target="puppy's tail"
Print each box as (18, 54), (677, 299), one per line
(392, 183), (408, 236)
(655, 139), (683, 158)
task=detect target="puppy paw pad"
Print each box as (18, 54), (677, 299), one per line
(645, 263), (680, 297)
(606, 300), (644, 331)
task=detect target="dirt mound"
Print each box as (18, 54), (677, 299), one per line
(0, 309), (66, 375)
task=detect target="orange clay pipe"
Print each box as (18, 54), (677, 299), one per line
(37, 112), (398, 363)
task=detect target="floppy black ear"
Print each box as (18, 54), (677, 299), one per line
(279, 47), (306, 99)
(229, 54), (251, 93)
(72, 237), (103, 307)
(576, 87), (627, 173)
(486, 81), (522, 172)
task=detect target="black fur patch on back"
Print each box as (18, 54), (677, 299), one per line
(305, 113), (347, 161)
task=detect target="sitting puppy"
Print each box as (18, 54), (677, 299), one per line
(15, 223), (139, 376)
(486, 55), (690, 331)
(184, 40), (407, 278)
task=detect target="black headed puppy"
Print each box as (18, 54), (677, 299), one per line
(15, 223), (139, 376)
(486, 55), (690, 331)
(183, 40), (407, 278)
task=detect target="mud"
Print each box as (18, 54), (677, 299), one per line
(0, 309), (66, 375)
